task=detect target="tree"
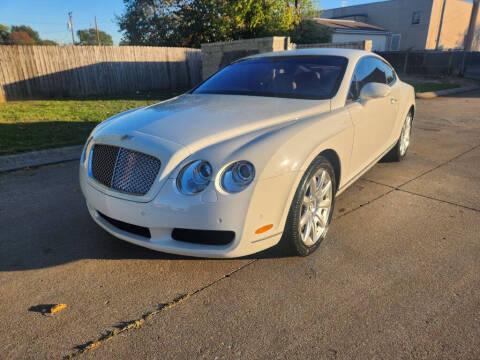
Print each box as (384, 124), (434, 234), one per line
(6, 25), (57, 45)
(8, 31), (35, 45)
(231, 0), (294, 39)
(77, 28), (114, 45)
(117, 0), (319, 47)
(290, 19), (332, 44)
(11, 25), (42, 43)
(0, 24), (9, 44)
(176, 0), (238, 47)
(117, 0), (184, 46)
(40, 39), (58, 45)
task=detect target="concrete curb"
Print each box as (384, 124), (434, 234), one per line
(0, 145), (83, 172)
(416, 86), (480, 99)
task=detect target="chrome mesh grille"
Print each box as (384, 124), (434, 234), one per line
(91, 145), (119, 187)
(90, 144), (161, 196)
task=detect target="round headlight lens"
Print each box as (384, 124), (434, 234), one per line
(221, 161), (255, 193)
(177, 160), (213, 195)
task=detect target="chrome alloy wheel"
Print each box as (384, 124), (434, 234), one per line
(399, 113), (412, 156)
(299, 169), (333, 246)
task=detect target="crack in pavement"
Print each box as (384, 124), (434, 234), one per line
(366, 143), (480, 189)
(364, 177), (480, 213)
(396, 188), (479, 213)
(61, 259), (258, 360)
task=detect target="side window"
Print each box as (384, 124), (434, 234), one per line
(348, 57), (387, 101)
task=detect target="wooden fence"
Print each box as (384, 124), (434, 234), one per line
(295, 40), (372, 51)
(377, 50), (480, 79)
(0, 45), (202, 101)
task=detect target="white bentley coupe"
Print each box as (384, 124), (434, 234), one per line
(80, 48), (415, 258)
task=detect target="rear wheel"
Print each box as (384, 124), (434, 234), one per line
(281, 156), (336, 256)
(384, 111), (413, 162)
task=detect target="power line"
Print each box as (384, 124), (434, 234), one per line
(0, 19), (113, 26)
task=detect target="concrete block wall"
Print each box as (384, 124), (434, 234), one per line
(201, 36), (293, 79)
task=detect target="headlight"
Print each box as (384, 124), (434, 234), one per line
(177, 160), (213, 195)
(221, 161), (255, 193)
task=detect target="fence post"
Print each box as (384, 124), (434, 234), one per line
(364, 40), (373, 51)
(448, 51), (453, 71)
(403, 51), (409, 74)
(460, 51), (468, 76)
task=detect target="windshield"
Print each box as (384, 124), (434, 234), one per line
(193, 55), (348, 100)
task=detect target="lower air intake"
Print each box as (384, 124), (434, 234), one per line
(98, 212), (151, 239)
(172, 228), (235, 246)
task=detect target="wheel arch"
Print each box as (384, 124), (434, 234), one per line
(319, 149), (341, 192)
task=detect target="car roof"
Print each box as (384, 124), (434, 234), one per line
(243, 48), (375, 62)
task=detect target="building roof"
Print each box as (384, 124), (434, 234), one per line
(309, 18), (387, 33)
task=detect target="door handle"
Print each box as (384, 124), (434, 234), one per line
(390, 98), (398, 104)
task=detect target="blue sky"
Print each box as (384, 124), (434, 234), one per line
(0, 0), (428, 45)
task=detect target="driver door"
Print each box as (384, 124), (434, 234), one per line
(346, 57), (398, 177)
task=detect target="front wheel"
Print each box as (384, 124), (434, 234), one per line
(384, 111), (413, 162)
(280, 156), (336, 257)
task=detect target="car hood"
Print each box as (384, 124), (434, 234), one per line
(96, 93), (331, 153)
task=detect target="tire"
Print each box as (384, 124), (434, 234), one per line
(280, 156), (336, 257)
(383, 110), (413, 162)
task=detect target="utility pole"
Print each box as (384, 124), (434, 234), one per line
(95, 16), (101, 45)
(465, 0), (480, 51)
(68, 12), (75, 45)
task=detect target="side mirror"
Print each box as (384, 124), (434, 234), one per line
(359, 82), (391, 100)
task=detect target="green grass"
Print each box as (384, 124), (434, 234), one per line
(0, 92), (179, 155)
(403, 81), (460, 93)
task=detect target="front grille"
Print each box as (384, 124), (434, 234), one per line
(98, 212), (151, 238)
(90, 144), (161, 196)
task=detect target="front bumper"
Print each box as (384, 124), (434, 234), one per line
(80, 165), (294, 258)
